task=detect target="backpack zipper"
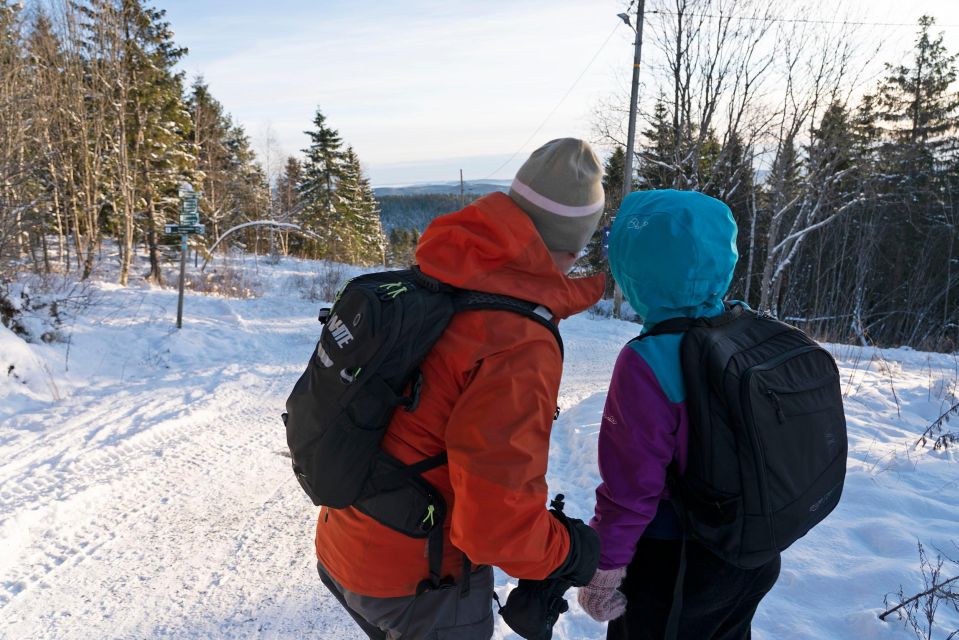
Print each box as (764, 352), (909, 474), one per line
(764, 371), (839, 423)
(765, 372), (838, 396)
(766, 390), (786, 423)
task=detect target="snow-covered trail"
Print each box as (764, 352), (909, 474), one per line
(2, 256), (958, 639)
(0, 269), (364, 638)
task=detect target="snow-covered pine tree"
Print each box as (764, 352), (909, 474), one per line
(780, 103), (867, 337)
(189, 78), (269, 252)
(581, 147), (626, 292)
(274, 156), (304, 255)
(189, 78), (232, 241)
(355, 156), (386, 267)
(334, 147), (385, 265)
(124, 2), (198, 285)
(73, 0), (199, 285)
(877, 15), (959, 201)
(299, 107), (344, 259)
(704, 131), (756, 303)
(637, 99), (679, 190)
(74, 0), (137, 284)
(386, 228), (419, 268)
(23, 10), (70, 274)
(0, 1), (30, 272)
(276, 156), (304, 219)
(871, 16), (959, 346)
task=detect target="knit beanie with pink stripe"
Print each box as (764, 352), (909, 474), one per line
(508, 138), (605, 253)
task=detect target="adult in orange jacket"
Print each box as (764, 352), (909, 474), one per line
(315, 138), (607, 639)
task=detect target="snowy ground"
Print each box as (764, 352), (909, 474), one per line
(1, 251), (957, 639)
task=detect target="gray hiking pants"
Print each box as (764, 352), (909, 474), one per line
(317, 561), (494, 640)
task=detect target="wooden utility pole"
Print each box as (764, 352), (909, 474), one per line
(613, 0), (646, 319)
(460, 169), (465, 209)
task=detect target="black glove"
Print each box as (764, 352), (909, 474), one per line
(499, 577), (571, 640)
(546, 494), (601, 586)
(497, 495), (601, 639)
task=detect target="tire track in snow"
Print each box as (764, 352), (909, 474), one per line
(0, 359), (317, 638)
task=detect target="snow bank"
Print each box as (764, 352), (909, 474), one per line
(0, 324), (60, 413)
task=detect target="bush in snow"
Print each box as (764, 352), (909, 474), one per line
(0, 276), (91, 343)
(587, 298), (639, 323)
(916, 402), (959, 452)
(880, 541), (959, 640)
(290, 262), (348, 303)
(186, 263), (259, 299)
(0, 282), (29, 338)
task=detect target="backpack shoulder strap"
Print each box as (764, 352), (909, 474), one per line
(452, 290), (565, 359)
(638, 316), (698, 339)
(633, 302), (747, 342)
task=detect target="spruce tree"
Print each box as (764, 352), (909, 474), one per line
(74, 0), (198, 284)
(274, 155), (303, 254)
(355, 159), (386, 266)
(127, 2), (197, 284)
(334, 147), (385, 265)
(387, 228), (419, 267)
(0, 0), (28, 267)
(300, 107), (344, 258)
(788, 103), (863, 330)
(876, 16), (959, 209)
(757, 135), (801, 313)
(707, 131), (755, 301)
(638, 99), (680, 189)
(872, 16), (959, 342)
(276, 156), (303, 221)
(189, 78), (232, 240)
(602, 146), (627, 213)
(582, 147), (627, 292)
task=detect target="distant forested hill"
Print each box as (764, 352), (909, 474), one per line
(375, 181), (509, 232)
(376, 194), (464, 233)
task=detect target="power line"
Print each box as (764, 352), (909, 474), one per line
(484, 3), (956, 181)
(482, 21), (623, 180)
(645, 9), (959, 29)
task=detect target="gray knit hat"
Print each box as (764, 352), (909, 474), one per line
(509, 138), (605, 253)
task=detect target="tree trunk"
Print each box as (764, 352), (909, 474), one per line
(146, 194), (162, 284)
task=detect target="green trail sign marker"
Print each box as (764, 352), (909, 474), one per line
(179, 185), (200, 227)
(168, 184), (204, 329)
(164, 223), (205, 235)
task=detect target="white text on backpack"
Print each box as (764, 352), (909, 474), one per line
(327, 314), (355, 348)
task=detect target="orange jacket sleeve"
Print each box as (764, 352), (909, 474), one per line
(444, 328), (571, 580)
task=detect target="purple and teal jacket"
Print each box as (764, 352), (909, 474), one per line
(590, 189), (739, 571)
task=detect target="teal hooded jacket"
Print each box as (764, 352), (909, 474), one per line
(590, 189), (739, 568)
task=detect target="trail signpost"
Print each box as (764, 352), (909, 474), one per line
(167, 184), (205, 329)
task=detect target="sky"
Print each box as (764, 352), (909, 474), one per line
(156, 0), (959, 186)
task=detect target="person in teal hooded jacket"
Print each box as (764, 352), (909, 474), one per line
(577, 190), (781, 639)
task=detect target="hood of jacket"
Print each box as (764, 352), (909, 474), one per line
(415, 192), (604, 320)
(608, 189), (738, 328)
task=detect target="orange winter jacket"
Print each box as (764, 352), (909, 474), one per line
(314, 192), (605, 598)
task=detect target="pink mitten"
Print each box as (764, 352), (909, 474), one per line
(577, 566), (628, 622)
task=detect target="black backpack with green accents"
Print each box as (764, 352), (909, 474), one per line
(283, 266), (561, 591)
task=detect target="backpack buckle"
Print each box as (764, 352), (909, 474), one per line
(401, 369), (424, 412)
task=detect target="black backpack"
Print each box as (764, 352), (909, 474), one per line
(638, 304), (847, 569)
(283, 266), (562, 591)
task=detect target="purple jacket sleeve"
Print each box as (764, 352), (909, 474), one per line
(590, 345), (686, 570)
